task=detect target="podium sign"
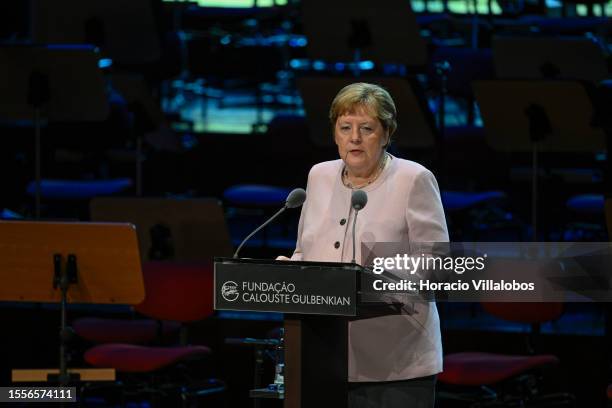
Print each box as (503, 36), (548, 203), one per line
(214, 258), (358, 316)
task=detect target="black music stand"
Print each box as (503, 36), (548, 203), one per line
(30, 0), (161, 66)
(473, 80), (606, 239)
(97, 73), (168, 196)
(297, 76), (437, 149)
(300, 0), (427, 73)
(493, 36), (608, 83)
(0, 44), (109, 218)
(0, 220), (144, 386)
(90, 197), (233, 262)
(30, 0), (164, 196)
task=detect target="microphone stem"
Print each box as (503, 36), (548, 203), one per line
(351, 209), (360, 264)
(233, 206), (287, 258)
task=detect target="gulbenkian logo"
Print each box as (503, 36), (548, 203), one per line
(221, 281), (239, 302)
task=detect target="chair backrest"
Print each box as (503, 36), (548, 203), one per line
(90, 197), (233, 262)
(134, 261), (214, 323)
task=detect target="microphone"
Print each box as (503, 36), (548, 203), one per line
(233, 188), (307, 258)
(285, 188), (307, 209)
(350, 190), (368, 264)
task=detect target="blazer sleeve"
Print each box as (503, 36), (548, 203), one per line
(405, 169), (449, 243)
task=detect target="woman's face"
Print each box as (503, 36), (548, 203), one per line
(334, 106), (389, 176)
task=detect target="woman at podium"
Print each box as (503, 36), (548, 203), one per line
(280, 82), (448, 407)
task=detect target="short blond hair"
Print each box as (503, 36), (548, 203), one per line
(329, 82), (397, 138)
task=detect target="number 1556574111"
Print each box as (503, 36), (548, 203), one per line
(1, 387), (76, 402)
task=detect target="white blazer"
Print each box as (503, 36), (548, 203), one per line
(291, 155), (449, 382)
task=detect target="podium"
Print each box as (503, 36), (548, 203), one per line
(214, 257), (364, 408)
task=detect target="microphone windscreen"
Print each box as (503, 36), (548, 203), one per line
(351, 189), (368, 211)
(285, 188), (307, 208)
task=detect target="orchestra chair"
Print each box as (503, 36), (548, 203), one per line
(81, 261), (224, 406)
(562, 193), (607, 241)
(75, 198), (231, 404)
(440, 190), (520, 241)
(438, 302), (575, 407)
(73, 318), (180, 346)
(73, 197), (231, 347)
(223, 184), (297, 250)
(26, 179), (132, 200)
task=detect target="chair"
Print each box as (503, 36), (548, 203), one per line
(224, 184), (293, 208)
(441, 191), (506, 212)
(73, 318), (180, 345)
(0, 44), (130, 219)
(562, 193), (607, 240)
(438, 302), (575, 406)
(0, 208), (23, 219)
(82, 261), (224, 405)
(24, 178), (133, 220)
(441, 191), (520, 240)
(75, 198), (231, 404)
(567, 194), (605, 215)
(73, 197), (231, 346)
(223, 184), (297, 250)
(26, 178), (132, 200)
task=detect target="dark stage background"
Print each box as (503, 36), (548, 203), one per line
(0, 0), (611, 406)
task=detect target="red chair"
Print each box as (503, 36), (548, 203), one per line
(438, 302), (574, 407)
(74, 318), (180, 345)
(82, 261), (223, 404)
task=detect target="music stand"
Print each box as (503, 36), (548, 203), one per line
(473, 79), (606, 239)
(90, 197), (233, 262)
(297, 76), (437, 149)
(31, 0), (164, 196)
(30, 0), (161, 66)
(108, 73), (168, 195)
(0, 44), (109, 218)
(0, 220), (144, 386)
(300, 0), (427, 72)
(493, 36), (608, 83)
